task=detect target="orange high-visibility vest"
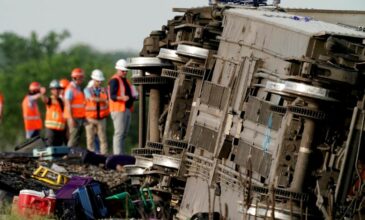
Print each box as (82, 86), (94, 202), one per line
(85, 87), (109, 119)
(22, 95), (42, 131)
(0, 92), (3, 113)
(63, 82), (85, 119)
(108, 74), (133, 112)
(0, 92), (3, 107)
(45, 96), (65, 130)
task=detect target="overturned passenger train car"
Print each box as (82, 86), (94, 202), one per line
(127, 4), (365, 219)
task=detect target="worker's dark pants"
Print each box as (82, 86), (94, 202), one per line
(45, 128), (66, 146)
(26, 130), (40, 139)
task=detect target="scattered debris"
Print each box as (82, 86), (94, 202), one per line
(1, 3), (365, 219)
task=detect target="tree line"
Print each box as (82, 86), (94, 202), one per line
(0, 30), (139, 152)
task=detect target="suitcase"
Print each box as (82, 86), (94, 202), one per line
(56, 176), (94, 199)
(33, 146), (69, 160)
(73, 182), (109, 219)
(55, 176), (93, 220)
(105, 155), (136, 170)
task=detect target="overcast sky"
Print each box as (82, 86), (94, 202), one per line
(0, 0), (364, 52)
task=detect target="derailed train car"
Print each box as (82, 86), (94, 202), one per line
(127, 4), (365, 219)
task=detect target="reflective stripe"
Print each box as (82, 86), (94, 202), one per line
(24, 116), (41, 120)
(85, 106), (109, 111)
(100, 106), (108, 110)
(85, 107), (97, 110)
(45, 120), (65, 129)
(71, 104), (85, 108)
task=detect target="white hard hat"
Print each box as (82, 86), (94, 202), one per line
(115, 59), (128, 71)
(91, 69), (105, 81)
(49, 80), (61, 89)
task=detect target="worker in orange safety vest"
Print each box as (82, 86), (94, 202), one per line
(84, 69), (109, 154)
(0, 91), (3, 123)
(64, 68), (85, 147)
(22, 82), (45, 139)
(59, 78), (70, 142)
(108, 59), (138, 154)
(41, 80), (66, 146)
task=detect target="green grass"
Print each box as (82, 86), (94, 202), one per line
(0, 201), (54, 220)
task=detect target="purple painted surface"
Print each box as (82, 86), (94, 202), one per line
(56, 176), (94, 199)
